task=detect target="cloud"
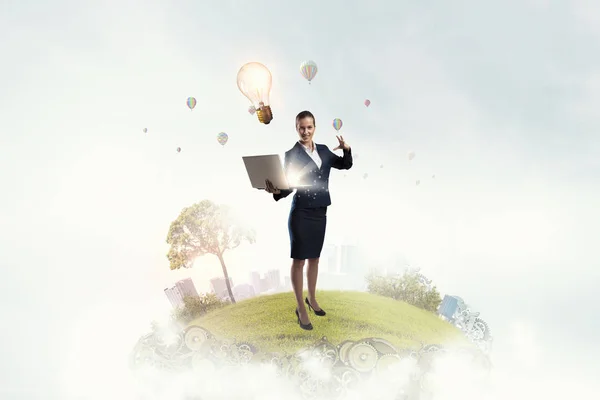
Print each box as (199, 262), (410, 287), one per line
(507, 321), (540, 370)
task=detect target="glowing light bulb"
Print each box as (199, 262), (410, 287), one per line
(237, 62), (274, 124)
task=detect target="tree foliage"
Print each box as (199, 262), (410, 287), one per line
(172, 293), (228, 323)
(166, 200), (255, 303)
(166, 200), (255, 268)
(366, 271), (442, 313)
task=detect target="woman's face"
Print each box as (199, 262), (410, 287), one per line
(296, 117), (315, 145)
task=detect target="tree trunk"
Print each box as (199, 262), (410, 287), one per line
(217, 251), (236, 304)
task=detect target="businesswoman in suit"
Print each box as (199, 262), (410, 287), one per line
(264, 110), (353, 330)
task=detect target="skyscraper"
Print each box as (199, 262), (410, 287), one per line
(250, 271), (261, 294)
(210, 277), (234, 300)
(164, 286), (184, 308)
(233, 284), (256, 301)
(164, 277), (200, 309)
(259, 277), (269, 293)
(438, 295), (459, 321)
(176, 277), (199, 298)
(322, 244), (338, 273)
(339, 244), (360, 274)
(265, 269), (281, 289)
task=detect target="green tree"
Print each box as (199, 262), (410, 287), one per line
(172, 293), (228, 322)
(166, 200), (255, 304)
(366, 271), (442, 312)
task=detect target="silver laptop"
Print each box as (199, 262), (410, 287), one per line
(242, 154), (312, 190)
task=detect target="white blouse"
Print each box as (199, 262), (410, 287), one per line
(298, 141), (322, 169)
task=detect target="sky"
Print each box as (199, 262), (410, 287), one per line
(1, 0), (599, 398)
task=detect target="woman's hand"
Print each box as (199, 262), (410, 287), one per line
(332, 135), (350, 151)
(264, 179), (281, 194)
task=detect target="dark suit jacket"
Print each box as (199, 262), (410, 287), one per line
(273, 141), (353, 210)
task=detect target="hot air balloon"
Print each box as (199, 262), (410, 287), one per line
(187, 97), (197, 110)
(416, 180), (420, 185)
(217, 132), (228, 146)
(300, 60), (318, 84)
(143, 128), (147, 133)
(380, 164), (383, 168)
(332, 118), (343, 132)
(177, 147), (181, 153)
(363, 173), (368, 179)
(408, 151), (415, 161)
(248, 105), (256, 115)
(432, 174), (436, 179)
(364, 99), (371, 107)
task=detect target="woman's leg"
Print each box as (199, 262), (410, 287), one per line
(291, 258), (310, 324)
(306, 257), (322, 310)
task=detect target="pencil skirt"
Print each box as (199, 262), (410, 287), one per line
(288, 206), (328, 259)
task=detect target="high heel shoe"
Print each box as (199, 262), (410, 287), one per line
(305, 297), (326, 316)
(295, 309), (313, 330)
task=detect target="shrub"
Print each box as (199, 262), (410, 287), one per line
(366, 271), (442, 312)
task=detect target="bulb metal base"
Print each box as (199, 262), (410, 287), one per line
(256, 105), (273, 124)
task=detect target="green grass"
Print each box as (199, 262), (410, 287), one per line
(189, 290), (469, 354)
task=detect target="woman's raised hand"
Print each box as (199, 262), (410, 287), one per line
(332, 135), (350, 151)
(265, 179), (281, 194)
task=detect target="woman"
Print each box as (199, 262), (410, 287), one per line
(264, 110), (353, 330)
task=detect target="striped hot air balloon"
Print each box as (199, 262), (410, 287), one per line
(300, 60), (318, 84)
(332, 118), (343, 132)
(217, 132), (228, 146)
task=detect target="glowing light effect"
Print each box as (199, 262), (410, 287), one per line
(236, 62), (272, 109)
